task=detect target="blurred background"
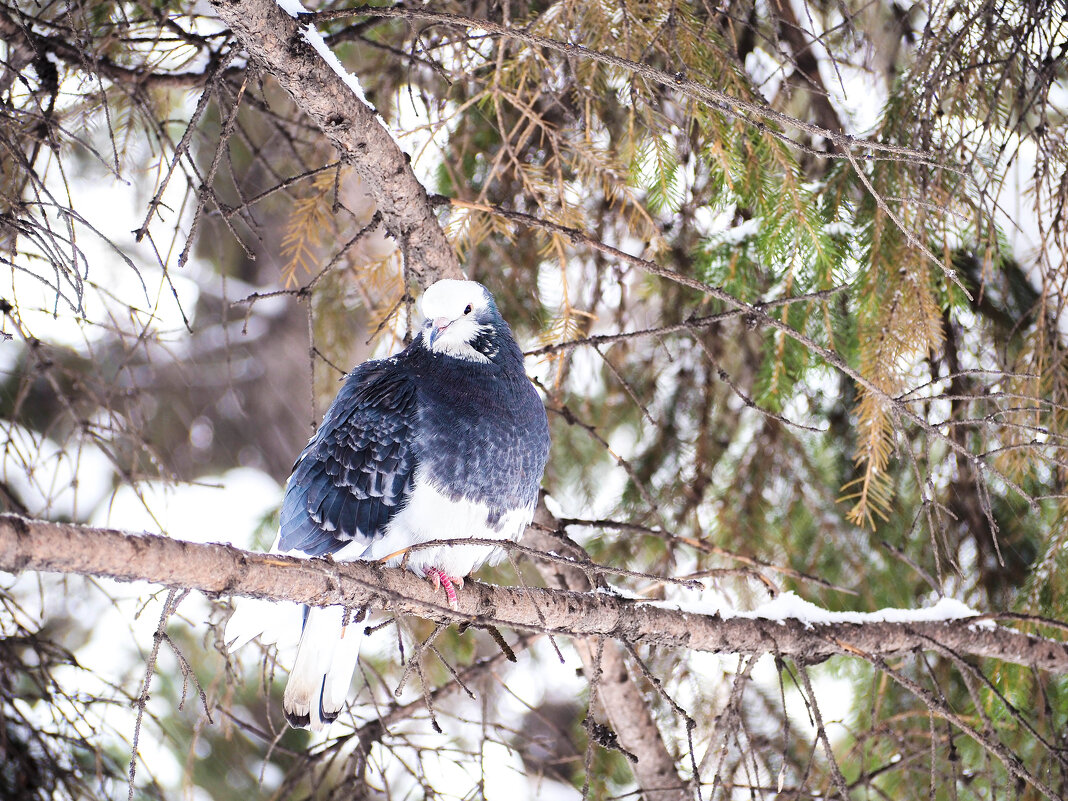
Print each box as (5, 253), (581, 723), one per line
(2, 0), (1068, 798)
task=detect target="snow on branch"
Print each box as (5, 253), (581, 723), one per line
(206, 0), (461, 286)
(2, 514), (1066, 674)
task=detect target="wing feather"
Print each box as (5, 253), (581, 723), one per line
(279, 359), (418, 557)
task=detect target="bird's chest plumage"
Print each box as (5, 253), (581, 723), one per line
(356, 351), (548, 579)
(412, 357), (545, 518)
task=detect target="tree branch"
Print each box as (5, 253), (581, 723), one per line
(0, 5), (236, 90)
(2, 514), (1066, 675)
(206, 0), (461, 285)
(525, 506), (692, 800)
(308, 4), (933, 163)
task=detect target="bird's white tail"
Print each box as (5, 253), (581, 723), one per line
(283, 605), (364, 730)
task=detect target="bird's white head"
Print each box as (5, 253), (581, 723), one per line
(419, 279), (497, 362)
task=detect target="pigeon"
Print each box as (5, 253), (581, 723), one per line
(226, 279), (550, 729)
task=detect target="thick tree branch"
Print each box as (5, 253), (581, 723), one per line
(2, 514), (1066, 675)
(526, 506), (692, 800)
(206, 0), (461, 285)
(9, 511), (1068, 798)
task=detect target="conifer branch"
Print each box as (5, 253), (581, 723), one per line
(307, 5), (938, 164)
(447, 199), (1037, 522)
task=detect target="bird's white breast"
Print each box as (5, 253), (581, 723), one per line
(336, 471), (534, 579)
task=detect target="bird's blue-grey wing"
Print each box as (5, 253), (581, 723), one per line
(279, 360), (417, 557)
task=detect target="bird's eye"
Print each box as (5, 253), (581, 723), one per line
(463, 304), (472, 315)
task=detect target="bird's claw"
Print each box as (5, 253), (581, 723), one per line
(425, 567), (460, 610)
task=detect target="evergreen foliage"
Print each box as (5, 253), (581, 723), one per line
(2, 0), (1068, 798)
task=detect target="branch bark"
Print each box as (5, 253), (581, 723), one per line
(526, 506), (692, 800)
(3, 514), (1066, 674)
(207, 0), (461, 285)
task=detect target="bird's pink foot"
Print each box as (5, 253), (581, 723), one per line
(425, 567), (460, 610)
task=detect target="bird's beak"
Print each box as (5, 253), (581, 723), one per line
(428, 316), (451, 345)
